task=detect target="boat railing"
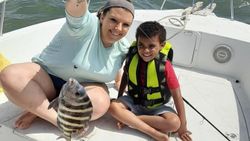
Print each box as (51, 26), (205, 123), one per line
(230, 0), (234, 20)
(0, 0), (7, 36)
(0, 0), (237, 36)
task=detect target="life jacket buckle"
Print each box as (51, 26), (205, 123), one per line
(140, 87), (152, 94)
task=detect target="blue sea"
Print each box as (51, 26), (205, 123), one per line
(1, 0), (250, 33)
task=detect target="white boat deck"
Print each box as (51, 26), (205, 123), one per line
(0, 66), (245, 141)
(1, 9), (250, 141)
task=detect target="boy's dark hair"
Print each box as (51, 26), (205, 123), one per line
(136, 21), (166, 44)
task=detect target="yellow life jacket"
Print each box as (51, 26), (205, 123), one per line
(0, 53), (11, 94)
(125, 41), (173, 108)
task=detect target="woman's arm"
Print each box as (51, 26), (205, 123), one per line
(65, 0), (88, 17)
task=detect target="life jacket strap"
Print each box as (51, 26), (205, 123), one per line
(128, 87), (161, 96)
(134, 97), (166, 108)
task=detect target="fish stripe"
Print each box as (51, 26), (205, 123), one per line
(63, 131), (71, 137)
(61, 93), (89, 103)
(59, 108), (92, 118)
(63, 98), (91, 107)
(58, 110), (91, 121)
(59, 122), (87, 132)
(76, 94), (91, 103)
(58, 116), (88, 127)
(60, 124), (77, 132)
(60, 99), (92, 109)
(57, 119), (83, 132)
(59, 103), (93, 113)
(58, 114), (91, 125)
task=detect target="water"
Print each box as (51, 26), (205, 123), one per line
(1, 0), (250, 33)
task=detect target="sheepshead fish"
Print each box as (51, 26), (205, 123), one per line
(49, 78), (93, 141)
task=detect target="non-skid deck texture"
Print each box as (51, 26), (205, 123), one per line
(0, 66), (244, 141)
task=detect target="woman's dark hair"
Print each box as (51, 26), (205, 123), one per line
(97, 0), (133, 19)
(136, 21), (166, 44)
(97, 7), (111, 19)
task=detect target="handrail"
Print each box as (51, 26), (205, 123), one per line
(230, 0), (234, 20)
(160, 0), (167, 10)
(160, 0), (196, 10)
(192, 0), (195, 6)
(0, 0), (6, 36)
(209, 0), (215, 9)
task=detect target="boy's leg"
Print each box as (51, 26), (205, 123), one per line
(109, 100), (169, 141)
(138, 112), (180, 133)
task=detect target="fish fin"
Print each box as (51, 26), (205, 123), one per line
(48, 97), (59, 109)
(71, 126), (89, 139)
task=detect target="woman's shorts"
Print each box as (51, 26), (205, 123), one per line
(118, 95), (176, 116)
(48, 74), (109, 96)
(37, 63), (109, 96)
(48, 73), (66, 96)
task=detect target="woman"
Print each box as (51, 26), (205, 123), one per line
(0, 0), (134, 129)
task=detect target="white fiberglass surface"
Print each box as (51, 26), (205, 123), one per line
(0, 66), (246, 141)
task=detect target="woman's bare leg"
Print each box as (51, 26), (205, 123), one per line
(0, 62), (58, 129)
(109, 101), (169, 141)
(81, 82), (110, 120)
(14, 112), (38, 129)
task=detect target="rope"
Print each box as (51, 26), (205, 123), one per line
(183, 97), (231, 141)
(157, 14), (187, 41)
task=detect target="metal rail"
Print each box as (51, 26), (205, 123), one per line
(160, 0), (167, 10)
(0, 0), (237, 36)
(161, 0), (196, 10)
(230, 0), (234, 20)
(0, 0), (6, 36)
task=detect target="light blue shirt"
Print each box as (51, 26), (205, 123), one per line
(32, 10), (129, 83)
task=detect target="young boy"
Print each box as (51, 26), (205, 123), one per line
(109, 21), (192, 141)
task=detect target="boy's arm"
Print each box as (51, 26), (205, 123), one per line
(115, 68), (123, 90)
(171, 88), (192, 140)
(171, 88), (187, 128)
(65, 0), (88, 17)
(165, 60), (192, 140)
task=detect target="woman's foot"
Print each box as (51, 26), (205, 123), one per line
(117, 121), (126, 129)
(15, 112), (37, 129)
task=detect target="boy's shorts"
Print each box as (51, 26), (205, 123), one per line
(118, 95), (176, 115)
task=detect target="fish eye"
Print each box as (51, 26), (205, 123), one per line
(75, 92), (80, 96)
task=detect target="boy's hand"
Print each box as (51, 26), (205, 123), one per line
(178, 127), (192, 141)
